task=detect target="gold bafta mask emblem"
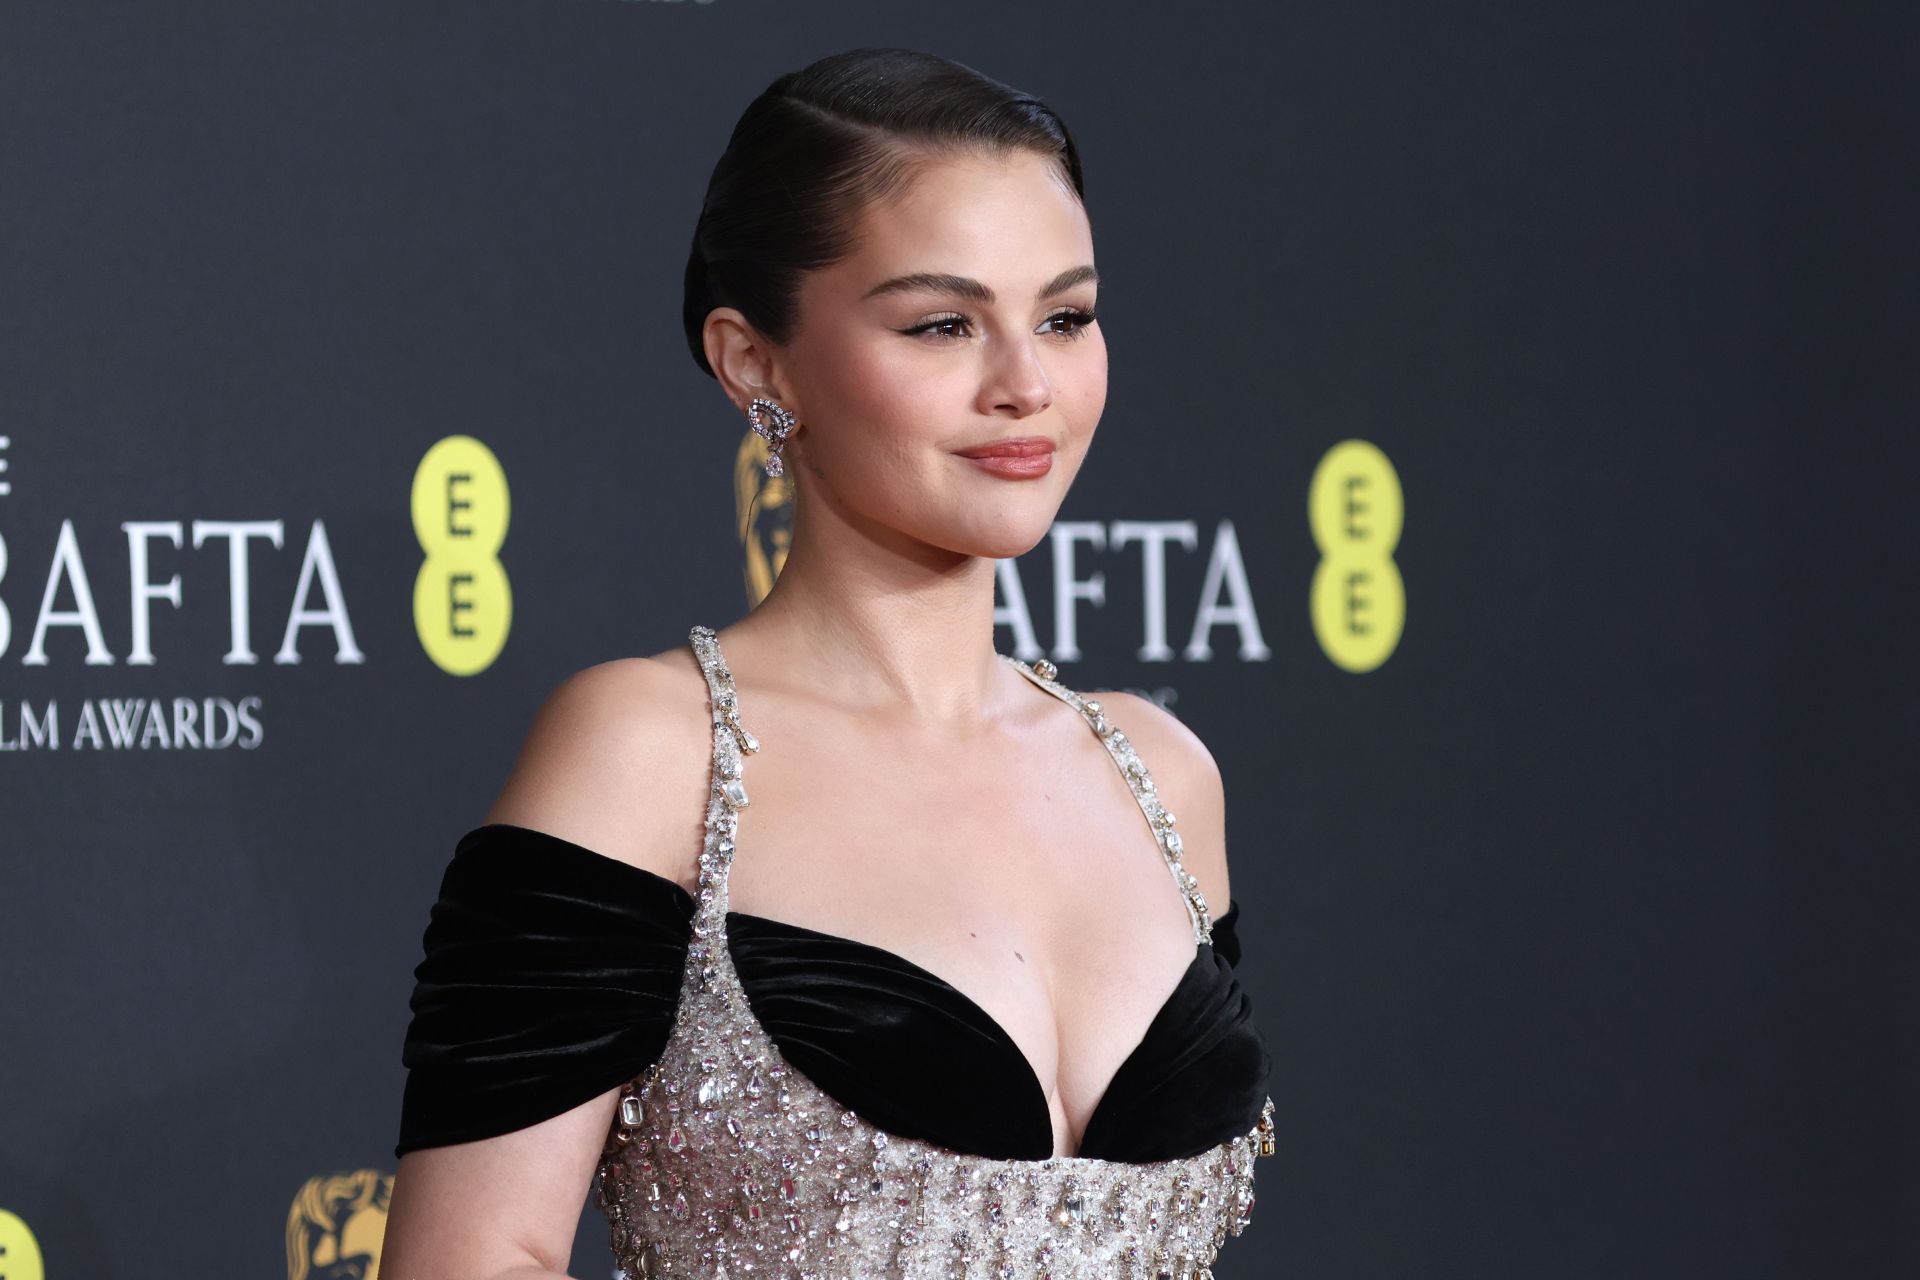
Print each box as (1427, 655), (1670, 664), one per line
(737, 426), (793, 605)
(285, 1170), (391, 1280)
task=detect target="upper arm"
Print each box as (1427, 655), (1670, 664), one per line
(381, 1090), (617, 1277)
(381, 657), (708, 1278)
(1090, 689), (1231, 917)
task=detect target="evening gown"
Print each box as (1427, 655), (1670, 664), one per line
(397, 624), (1276, 1277)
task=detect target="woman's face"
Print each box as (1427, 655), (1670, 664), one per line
(775, 149), (1107, 560)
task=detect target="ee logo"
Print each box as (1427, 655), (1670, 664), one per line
(0, 1209), (45, 1280)
(411, 436), (512, 676)
(1308, 439), (1405, 672)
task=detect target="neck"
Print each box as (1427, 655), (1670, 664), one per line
(724, 489), (1032, 728)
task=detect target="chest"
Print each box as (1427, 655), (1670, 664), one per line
(715, 698), (1200, 1153)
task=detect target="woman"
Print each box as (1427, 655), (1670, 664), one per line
(380, 47), (1275, 1279)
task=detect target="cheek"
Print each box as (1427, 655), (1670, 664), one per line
(1062, 338), (1109, 438)
(804, 336), (956, 447)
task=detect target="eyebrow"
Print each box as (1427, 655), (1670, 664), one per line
(862, 264), (1099, 305)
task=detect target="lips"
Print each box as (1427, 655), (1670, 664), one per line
(954, 437), (1055, 459)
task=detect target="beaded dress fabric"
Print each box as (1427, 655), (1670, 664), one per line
(593, 624), (1277, 1279)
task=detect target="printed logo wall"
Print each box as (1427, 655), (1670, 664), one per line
(19, 2), (1895, 1278)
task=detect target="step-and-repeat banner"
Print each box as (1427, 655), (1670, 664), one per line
(2, 3), (1910, 1278)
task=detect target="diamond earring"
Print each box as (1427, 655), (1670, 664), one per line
(745, 396), (797, 478)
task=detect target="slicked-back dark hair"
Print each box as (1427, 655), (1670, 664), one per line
(682, 47), (1086, 378)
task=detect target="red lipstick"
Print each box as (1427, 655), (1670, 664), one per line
(954, 436), (1055, 479)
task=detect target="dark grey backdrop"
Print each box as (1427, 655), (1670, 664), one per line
(1, 2), (1913, 1278)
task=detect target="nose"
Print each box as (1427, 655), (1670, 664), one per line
(980, 333), (1055, 418)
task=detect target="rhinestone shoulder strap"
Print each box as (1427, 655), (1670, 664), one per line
(1001, 653), (1216, 947)
(687, 624), (756, 941)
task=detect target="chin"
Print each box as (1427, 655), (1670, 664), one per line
(948, 521), (1055, 561)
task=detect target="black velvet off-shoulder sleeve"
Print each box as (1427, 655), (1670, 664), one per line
(394, 824), (695, 1158)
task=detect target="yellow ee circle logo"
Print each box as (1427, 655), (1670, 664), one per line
(411, 436), (512, 676)
(1307, 439), (1405, 672)
(0, 1209), (46, 1280)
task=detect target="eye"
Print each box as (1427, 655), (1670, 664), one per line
(905, 313), (972, 341)
(1042, 307), (1099, 340)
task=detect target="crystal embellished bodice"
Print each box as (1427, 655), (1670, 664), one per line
(592, 625), (1277, 1279)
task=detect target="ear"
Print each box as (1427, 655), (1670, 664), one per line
(703, 307), (801, 421)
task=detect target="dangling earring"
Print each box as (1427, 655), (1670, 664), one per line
(746, 396), (797, 478)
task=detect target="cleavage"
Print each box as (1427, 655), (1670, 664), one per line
(722, 823), (1203, 1159)
(721, 901), (1207, 1159)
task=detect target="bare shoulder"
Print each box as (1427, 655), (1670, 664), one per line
(1085, 688), (1231, 916)
(481, 648), (713, 889)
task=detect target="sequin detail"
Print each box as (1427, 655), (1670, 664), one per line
(592, 624), (1276, 1278)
